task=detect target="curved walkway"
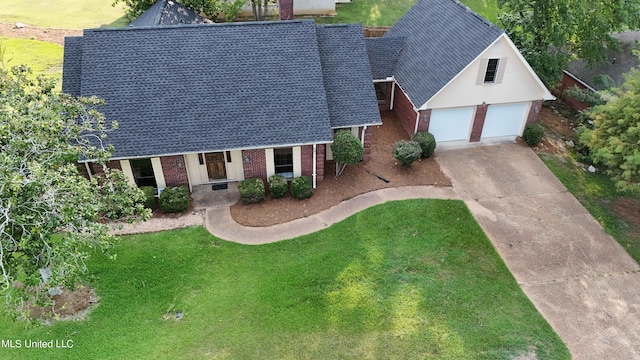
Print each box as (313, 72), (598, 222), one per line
(205, 186), (459, 244)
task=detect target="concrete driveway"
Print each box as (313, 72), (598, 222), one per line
(437, 143), (640, 360)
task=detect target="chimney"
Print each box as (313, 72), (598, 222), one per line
(279, 0), (293, 20)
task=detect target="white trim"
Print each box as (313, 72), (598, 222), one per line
(390, 81), (396, 110)
(265, 149), (275, 177)
(119, 160), (136, 186)
(373, 77), (394, 83)
(418, 33), (555, 111)
(413, 111), (420, 134)
(84, 162), (93, 181)
(182, 155), (193, 192)
(293, 146), (302, 177)
(312, 143), (317, 189)
(150, 157), (166, 189)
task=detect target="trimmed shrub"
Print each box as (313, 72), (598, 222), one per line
(291, 176), (313, 200)
(523, 123), (544, 146)
(392, 140), (422, 167)
(140, 186), (155, 209)
(331, 130), (364, 177)
(269, 174), (288, 198)
(238, 178), (265, 204)
(159, 186), (189, 213)
(412, 131), (437, 158)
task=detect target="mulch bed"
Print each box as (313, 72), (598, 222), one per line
(230, 111), (452, 227)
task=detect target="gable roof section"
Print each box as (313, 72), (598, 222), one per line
(566, 31), (640, 91)
(62, 36), (82, 96)
(385, 0), (503, 107)
(365, 36), (405, 80)
(71, 21), (334, 159)
(129, 0), (208, 27)
(316, 24), (382, 128)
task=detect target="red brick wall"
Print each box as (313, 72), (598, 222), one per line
(470, 104), (488, 142)
(301, 144), (325, 184)
(526, 100), (543, 125)
(557, 73), (590, 111)
(363, 127), (373, 161)
(242, 149), (267, 181)
(393, 85), (418, 137)
(417, 109), (431, 133)
(316, 144), (325, 182)
(377, 81), (393, 111)
(160, 155), (189, 187)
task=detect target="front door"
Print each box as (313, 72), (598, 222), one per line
(205, 152), (226, 180)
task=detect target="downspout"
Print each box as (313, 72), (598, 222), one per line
(390, 81), (396, 110)
(183, 154), (193, 193)
(413, 110), (420, 134)
(312, 144), (317, 189)
(360, 126), (367, 147)
(84, 162), (93, 181)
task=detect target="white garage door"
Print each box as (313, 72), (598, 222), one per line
(482, 103), (530, 139)
(429, 107), (474, 142)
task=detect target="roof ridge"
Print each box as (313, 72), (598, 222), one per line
(90, 19), (316, 33)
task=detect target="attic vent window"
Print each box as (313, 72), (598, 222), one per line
(484, 58), (500, 83)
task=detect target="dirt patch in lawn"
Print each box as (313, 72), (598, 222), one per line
(533, 102), (577, 157)
(230, 111), (452, 227)
(0, 22), (81, 46)
(614, 197), (640, 228)
(22, 285), (99, 324)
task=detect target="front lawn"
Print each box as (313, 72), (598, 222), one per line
(1, 37), (63, 90)
(315, 0), (500, 26)
(0, 0), (126, 29)
(541, 154), (640, 263)
(0, 200), (568, 359)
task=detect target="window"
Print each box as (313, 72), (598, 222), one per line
(130, 158), (157, 187)
(274, 148), (293, 178)
(484, 58), (500, 83)
(374, 83), (388, 103)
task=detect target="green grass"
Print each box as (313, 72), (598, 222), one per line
(0, 200), (568, 359)
(315, 0), (500, 26)
(1, 37), (63, 91)
(0, 0), (126, 29)
(541, 154), (640, 262)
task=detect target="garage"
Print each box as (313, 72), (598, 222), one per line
(481, 102), (530, 139)
(428, 107), (475, 142)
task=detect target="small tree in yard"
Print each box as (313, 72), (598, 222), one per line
(331, 130), (364, 177)
(392, 140), (422, 167)
(0, 66), (151, 316)
(580, 68), (640, 193)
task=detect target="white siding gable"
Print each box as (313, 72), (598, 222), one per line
(423, 34), (554, 110)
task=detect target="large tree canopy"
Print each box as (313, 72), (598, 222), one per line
(0, 66), (150, 312)
(581, 68), (640, 194)
(498, 0), (640, 86)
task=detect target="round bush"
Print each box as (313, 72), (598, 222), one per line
(238, 178), (265, 204)
(140, 186), (156, 209)
(291, 176), (313, 200)
(268, 174), (288, 199)
(412, 131), (436, 158)
(159, 186), (189, 213)
(392, 140), (422, 167)
(523, 123), (544, 146)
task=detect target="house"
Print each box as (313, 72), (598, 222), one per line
(370, 0), (554, 143)
(559, 31), (640, 110)
(62, 21), (381, 191)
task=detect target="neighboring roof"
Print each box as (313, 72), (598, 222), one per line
(566, 31), (640, 91)
(62, 20), (381, 159)
(384, 0), (503, 107)
(365, 36), (405, 80)
(128, 0), (208, 27)
(316, 24), (382, 128)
